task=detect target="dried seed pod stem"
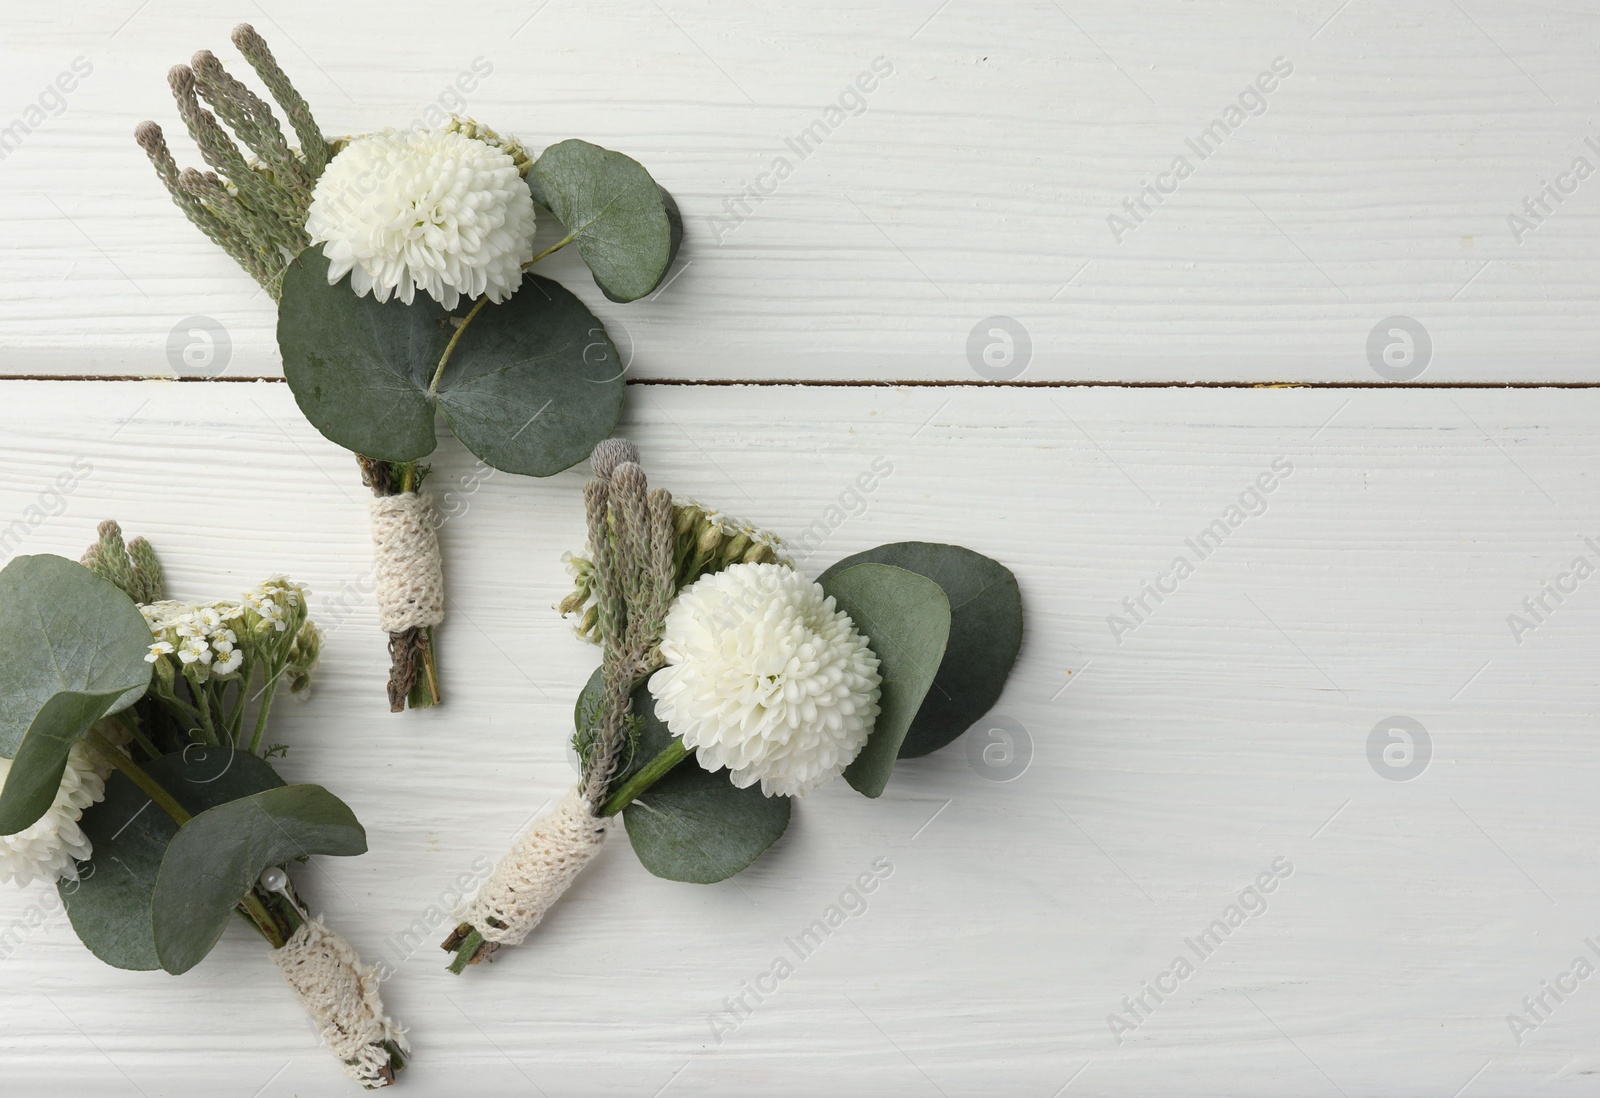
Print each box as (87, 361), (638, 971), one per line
(137, 29), (325, 298)
(232, 22), (330, 174)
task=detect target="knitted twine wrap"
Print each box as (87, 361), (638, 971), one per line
(457, 790), (609, 946)
(272, 918), (408, 1087)
(369, 493), (444, 633)
(452, 440), (671, 954)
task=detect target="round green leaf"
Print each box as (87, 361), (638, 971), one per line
(276, 251), (447, 462)
(278, 249), (624, 475)
(151, 783), (366, 975)
(578, 670), (791, 884)
(623, 759), (790, 884)
(433, 275), (626, 475)
(530, 139), (681, 302)
(821, 563), (951, 798)
(63, 749), (286, 971)
(819, 543), (1022, 758)
(0, 556), (152, 834)
(645, 186), (686, 305)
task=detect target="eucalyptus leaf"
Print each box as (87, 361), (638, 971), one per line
(640, 186), (685, 306)
(0, 555), (152, 834)
(623, 759), (790, 884)
(63, 749), (286, 971)
(822, 564), (951, 797)
(278, 249), (624, 475)
(531, 139), (681, 302)
(578, 671), (790, 884)
(151, 783), (365, 974)
(819, 543), (1022, 757)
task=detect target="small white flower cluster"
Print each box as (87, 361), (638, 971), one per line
(676, 499), (788, 561)
(142, 577), (307, 684)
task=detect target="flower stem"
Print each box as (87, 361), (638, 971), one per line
(406, 627), (441, 708)
(444, 926), (485, 974)
(238, 889), (287, 949)
(389, 626), (440, 711)
(248, 662), (283, 754)
(113, 710), (161, 761)
(599, 739), (690, 818)
(234, 872), (307, 951)
(84, 728), (192, 825)
(226, 654), (253, 740)
(184, 669), (221, 746)
(521, 233), (574, 269)
(428, 296), (490, 394)
(151, 683), (205, 734)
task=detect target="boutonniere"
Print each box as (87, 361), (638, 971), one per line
(136, 25), (682, 712)
(442, 441), (1024, 971)
(0, 524), (404, 1088)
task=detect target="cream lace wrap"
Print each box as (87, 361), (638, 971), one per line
(369, 492), (444, 633)
(458, 790), (609, 946)
(272, 917), (408, 1087)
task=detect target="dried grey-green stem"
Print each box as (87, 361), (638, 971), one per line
(559, 500), (787, 645)
(444, 442), (673, 973)
(231, 23), (329, 175)
(135, 23), (323, 298)
(191, 49), (315, 206)
(81, 519), (165, 604)
(135, 121), (267, 284)
(577, 441), (677, 810)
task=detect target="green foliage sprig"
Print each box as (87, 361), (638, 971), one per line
(0, 524), (403, 1087)
(443, 444), (1025, 975)
(136, 25), (686, 714)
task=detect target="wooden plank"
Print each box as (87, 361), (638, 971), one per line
(2, 1), (1598, 382)
(0, 379), (1592, 1094)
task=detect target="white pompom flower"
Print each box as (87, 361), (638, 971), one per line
(0, 743), (110, 886)
(648, 562), (882, 798)
(306, 128), (536, 309)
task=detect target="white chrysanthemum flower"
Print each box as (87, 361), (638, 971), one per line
(306, 128), (536, 309)
(0, 743), (109, 886)
(648, 562), (882, 798)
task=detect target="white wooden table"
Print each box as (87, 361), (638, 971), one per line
(2, 3), (1597, 1095)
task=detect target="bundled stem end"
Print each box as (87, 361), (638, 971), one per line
(441, 923), (497, 973)
(373, 1041), (408, 1089)
(272, 915), (410, 1088)
(387, 625), (440, 712)
(360, 456), (444, 712)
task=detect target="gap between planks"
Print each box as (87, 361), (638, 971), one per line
(1, 376), (1600, 390)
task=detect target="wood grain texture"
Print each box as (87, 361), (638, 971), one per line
(0, 381), (1592, 1095)
(2, 1), (1599, 382)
